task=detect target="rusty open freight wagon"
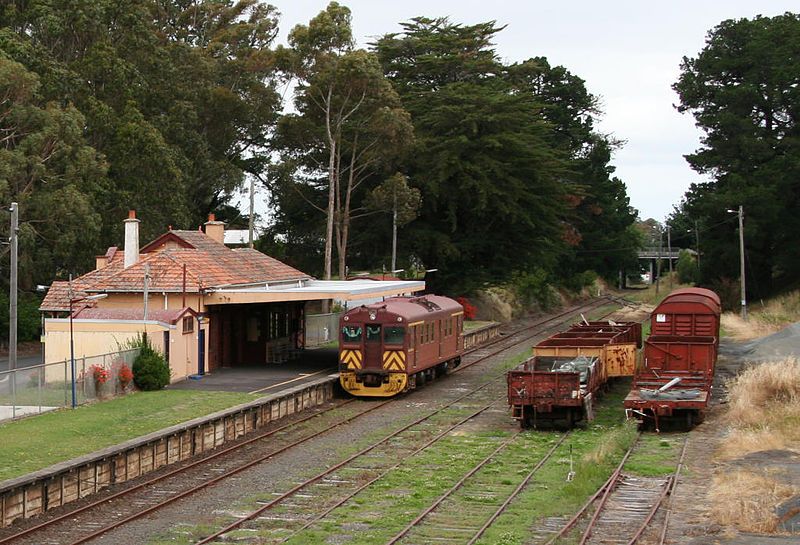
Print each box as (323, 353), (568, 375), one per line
(508, 322), (641, 429)
(624, 334), (717, 430)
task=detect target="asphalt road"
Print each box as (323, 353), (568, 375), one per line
(0, 354), (43, 373)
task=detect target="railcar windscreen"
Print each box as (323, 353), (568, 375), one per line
(342, 325), (362, 342)
(366, 325), (381, 342)
(384, 326), (405, 345)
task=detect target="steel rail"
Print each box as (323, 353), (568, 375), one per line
(543, 433), (641, 545)
(385, 431), (524, 545)
(3, 296), (615, 545)
(59, 399), (396, 545)
(465, 432), (571, 545)
(194, 396), (502, 545)
(274, 301), (615, 545)
(0, 398), (359, 545)
(578, 433), (643, 545)
(277, 405), (509, 543)
(656, 435), (690, 545)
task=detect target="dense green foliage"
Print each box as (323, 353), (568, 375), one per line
(0, 0), (282, 287)
(372, 18), (638, 293)
(1, 1), (642, 318)
(671, 13), (800, 300)
(132, 336), (170, 391)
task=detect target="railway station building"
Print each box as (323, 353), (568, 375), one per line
(40, 211), (424, 382)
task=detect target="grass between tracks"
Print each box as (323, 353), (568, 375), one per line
(0, 390), (259, 482)
(148, 303), (627, 545)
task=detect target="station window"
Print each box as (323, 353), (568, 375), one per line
(182, 316), (194, 334)
(366, 324), (382, 342)
(384, 326), (405, 345)
(342, 325), (362, 343)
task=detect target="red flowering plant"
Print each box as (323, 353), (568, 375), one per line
(456, 297), (477, 320)
(89, 364), (111, 384)
(118, 364), (134, 390)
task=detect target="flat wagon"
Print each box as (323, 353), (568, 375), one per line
(624, 335), (716, 429)
(508, 321), (641, 428)
(339, 295), (464, 397)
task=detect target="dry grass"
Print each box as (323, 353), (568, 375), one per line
(711, 358), (800, 534)
(726, 358), (800, 431)
(723, 290), (800, 340)
(710, 470), (797, 533)
(717, 428), (792, 461)
(721, 312), (782, 340)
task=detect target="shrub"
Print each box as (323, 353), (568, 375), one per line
(676, 249), (698, 284)
(132, 336), (171, 391)
(118, 363), (134, 390)
(511, 269), (559, 310)
(456, 297), (477, 320)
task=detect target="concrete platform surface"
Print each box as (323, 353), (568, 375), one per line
(168, 348), (339, 394)
(0, 405), (57, 422)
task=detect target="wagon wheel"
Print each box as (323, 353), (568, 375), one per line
(685, 410), (695, 430)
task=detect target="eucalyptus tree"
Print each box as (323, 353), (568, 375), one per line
(275, 2), (413, 279)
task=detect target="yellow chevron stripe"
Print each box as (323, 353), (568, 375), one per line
(451, 311), (464, 317)
(340, 349), (362, 370)
(407, 320), (424, 327)
(382, 350), (406, 371)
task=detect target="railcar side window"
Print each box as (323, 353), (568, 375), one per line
(342, 325), (362, 342)
(384, 326), (405, 345)
(366, 324), (381, 342)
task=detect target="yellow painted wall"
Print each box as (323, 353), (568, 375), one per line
(43, 318), (208, 383)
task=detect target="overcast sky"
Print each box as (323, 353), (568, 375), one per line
(241, 1), (794, 223)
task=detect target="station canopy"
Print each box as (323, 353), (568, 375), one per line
(204, 279), (425, 305)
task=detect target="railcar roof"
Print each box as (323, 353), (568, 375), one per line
(347, 295), (462, 321)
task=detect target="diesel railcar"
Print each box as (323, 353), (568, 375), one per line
(339, 295), (464, 397)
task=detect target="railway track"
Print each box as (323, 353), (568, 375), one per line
(0, 297), (615, 545)
(543, 433), (690, 545)
(385, 432), (570, 545)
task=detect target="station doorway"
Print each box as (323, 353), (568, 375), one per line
(206, 301), (305, 369)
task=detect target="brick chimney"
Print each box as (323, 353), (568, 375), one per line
(204, 213), (225, 244)
(124, 210), (140, 268)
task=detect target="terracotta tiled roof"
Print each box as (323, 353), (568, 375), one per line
(72, 306), (196, 324)
(40, 229), (310, 311)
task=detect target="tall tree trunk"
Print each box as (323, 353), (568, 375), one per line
(391, 192), (397, 272)
(323, 87), (336, 283)
(338, 137), (358, 280)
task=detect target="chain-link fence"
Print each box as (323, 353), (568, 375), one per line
(0, 348), (139, 422)
(305, 312), (343, 348)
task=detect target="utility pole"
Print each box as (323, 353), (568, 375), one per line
(737, 205), (747, 321)
(248, 176), (255, 249)
(9, 202), (18, 373)
(143, 263), (150, 338)
(667, 224), (673, 290)
(655, 228), (662, 295)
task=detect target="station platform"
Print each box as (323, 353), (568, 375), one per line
(167, 348), (339, 394)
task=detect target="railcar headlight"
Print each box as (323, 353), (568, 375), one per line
(397, 317), (402, 322)
(344, 316), (349, 321)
